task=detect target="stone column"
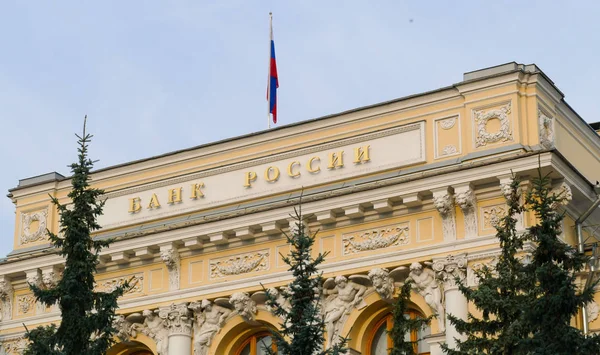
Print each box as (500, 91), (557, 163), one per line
(433, 254), (468, 350)
(164, 303), (192, 355)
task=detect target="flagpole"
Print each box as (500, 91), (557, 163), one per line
(267, 12), (273, 129)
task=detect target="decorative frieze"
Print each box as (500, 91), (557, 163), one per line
(342, 224), (409, 255)
(96, 273), (144, 295)
(209, 250), (270, 279)
(20, 209), (48, 245)
(466, 257), (498, 287)
(551, 182), (572, 209)
(432, 188), (457, 241)
(474, 102), (513, 147)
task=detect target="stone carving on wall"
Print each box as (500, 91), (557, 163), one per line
(586, 301), (600, 323)
(189, 299), (232, 355)
(439, 117), (457, 130)
(210, 250), (270, 279)
(455, 185), (478, 239)
(482, 205), (508, 230)
(551, 182), (572, 209)
(433, 189), (457, 241)
(499, 177), (515, 200)
(407, 262), (445, 332)
(165, 303), (193, 337)
(113, 313), (144, 343)
(474, 102), (513, 147)
(433, 254), (467, 291)
(141, 309), (169, 355)
(441, 145), (458, 156)
(17, 294), (35, 315)
(342, 224), (409, 255)
(265, 287), (291, 315)
(322, 275), (367, 348)
(1, 335), (28, 355)
(42, 270), (60, 288)
(20, 209), (48, 245)
(96, 274), (144, 295)
(538, 109), (555, 149)
(367, 268), (396, 300)
(160, 248), (180, 291)
(0, 279), (14, 321)
(229, 292), (257, 323)
(466, 257), (498, 287)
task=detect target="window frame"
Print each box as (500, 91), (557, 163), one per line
(366, 309), (430, 355)
(235, 331), (278, 355)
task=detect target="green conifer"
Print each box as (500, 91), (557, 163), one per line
(263, 203), (347, 355)
(444, 176), (530, 354)
(389, 280), (432, 355)
(25, 119), (127, 355)
(519, 170), (600, 354)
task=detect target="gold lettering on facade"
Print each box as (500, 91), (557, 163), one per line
(307, 157), (321, 173)
(244, 172), (257, 188)
(287, 161), (301, 178)
(354, 145), (371, 164)
(167, 187), (182, 204)
(265, 166), (280, 183)
(328, 151), (344, 169)
(128, 197), (142, 213)
(147, 194), (161, 209)
(190, 183), (205, 199)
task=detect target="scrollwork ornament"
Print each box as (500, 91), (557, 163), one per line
(164, 303), (193, 337)
(0, 279), (14, 321)
(441, 145), (458, 156)
(210, 251), (270, 279)
(474, 102), (513, 147)
(433, 190), (457, 241)
(20, 209), (48, 244)
(433, 254), (467, 290)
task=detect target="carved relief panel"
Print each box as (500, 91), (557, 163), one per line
(434, 115), (462, 159)
(209, 249), (270, 279)
(19, 208), (49, 245)
(472, 102), (513, 148)
(341, 223), (410, 255)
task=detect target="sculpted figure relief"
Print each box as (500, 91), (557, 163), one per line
(406, 262), (445, 332)
(323, 275), (367, 348)
(141, 309), (169, 355)
(190, 300), (232, 355)
(230, 292), (257, 323)
(367, 268), (395, 300)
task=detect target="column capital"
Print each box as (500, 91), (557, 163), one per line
(433, 254), (467, 290)
(161, 303), (193, 338)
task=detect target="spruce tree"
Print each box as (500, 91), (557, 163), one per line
(389, 280), (432, 355)
(25, 119), (128, 355)
(519, 170), (600, 354)
(263, 203), (347, 355)
(445, 176), (530, 354)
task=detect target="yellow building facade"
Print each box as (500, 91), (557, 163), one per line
(2, 62), (600, 354)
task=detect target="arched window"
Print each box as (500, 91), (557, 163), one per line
(367, 310), (431, 355)
(236, 331), (281, 355)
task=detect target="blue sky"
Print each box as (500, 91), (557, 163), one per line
(1, 1), (599, 258)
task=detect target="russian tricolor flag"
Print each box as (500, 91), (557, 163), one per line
(267, 13), (279, 125)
